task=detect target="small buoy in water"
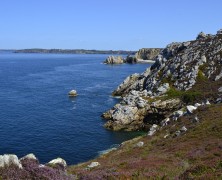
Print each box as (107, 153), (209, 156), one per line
(68, 90), (77, 97)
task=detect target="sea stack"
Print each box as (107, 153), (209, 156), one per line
(68, 90), (78, 97)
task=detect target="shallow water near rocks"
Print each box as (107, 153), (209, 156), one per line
(0, 53), (151, 165)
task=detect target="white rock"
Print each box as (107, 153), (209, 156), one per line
(157, 83), (170, 94)
(48, 157), (67, 167)
(87, 162), (100, 168)
(161, 118), (170, 126)
(201, 55), (207, 63)
(174, 110), (184, 117)
(180, 126), (187, 132)
(217, 29), (222, 34)
(0, 154), (22, 169)
(193, 116), (199, 122)
(136, 141), (144, 147)
(215, 70), (222, 81)
(20, 153), (37, 161)
(68, 90), (77, 97)
(164, 134), (169, 139)
(136, 99), (146, 108)
(218, 87), (222, 93)
(187, 105), (197, 113)
(148, 124), (158, 136)
(194, 103), (202, 107)
(175, 130), (181, 136)
(205, 100), (211, 105)
(39, 164), (45, 168)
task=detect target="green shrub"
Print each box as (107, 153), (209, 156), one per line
(197, 70), (207, 81)
(182, 92), (202, 104)
(166, 87), (201, 104)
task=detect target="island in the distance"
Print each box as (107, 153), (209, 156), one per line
(13, 48), (137, 55)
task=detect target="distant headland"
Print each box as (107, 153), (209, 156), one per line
(13, 48), (137, 55)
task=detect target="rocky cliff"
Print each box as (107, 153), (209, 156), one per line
(102, 29), (222, 131)
(135, 48), (163, 60)
(103, 56), (124, 64)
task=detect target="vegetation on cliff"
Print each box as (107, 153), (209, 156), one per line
(68, 103), (222, 179)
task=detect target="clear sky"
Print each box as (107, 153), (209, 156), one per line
(0, 0), (221, 50)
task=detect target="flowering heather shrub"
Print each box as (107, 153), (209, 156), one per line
(0, 158), (73, 180)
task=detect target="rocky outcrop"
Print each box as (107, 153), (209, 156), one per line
(68, 90), (77, 97)
(135, 48), (163, 60)
(103, 29), (222, 131)
(20, 153), (37, 161)
(103, 56), (124, 64)
(0, 154), (22, 169)
(48, 157), (67, 167)
(0, 154), (71, 179)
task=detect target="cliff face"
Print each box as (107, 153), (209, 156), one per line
(102, 29), (222, 131)
(135, 48), (163, 60)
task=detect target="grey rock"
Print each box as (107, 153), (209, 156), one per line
(175, 130), (181, 137)
(135, 48), (162, 60)
(161, 117), (170, 126)
(196, 32), (207, 39)
(194, 103), (202, 107)
(216, 98), (222, 103)
(136, 141), (144, 147)
(136, 99), (146, 108)
(193, 116), (199, 123)
(215, 70), (222, 81)
(148, 124), (158, 136)
(174, 110), (184, 117)
(218, 87), (222, 93)
(201, 55), (207, 63)
(112, 73), (140, 96)
(157, 83), (170, 95)
(217, 29), (222, 34)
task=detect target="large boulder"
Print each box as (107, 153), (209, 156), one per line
(68, 90), (77, 97)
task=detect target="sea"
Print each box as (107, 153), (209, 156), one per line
(0, 52), (152, 165)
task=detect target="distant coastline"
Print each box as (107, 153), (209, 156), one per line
(13, 49), (136, 55)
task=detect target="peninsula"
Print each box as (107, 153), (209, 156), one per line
(13, 48), (136, 55)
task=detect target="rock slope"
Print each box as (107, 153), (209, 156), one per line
(102, 29), (222, 131)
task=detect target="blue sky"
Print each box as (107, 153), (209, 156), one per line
(0, 0), (221, 50)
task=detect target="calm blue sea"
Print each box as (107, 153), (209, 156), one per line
(0, 53), (151, 165)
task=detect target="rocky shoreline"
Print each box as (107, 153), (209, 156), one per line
(102, 29), (222, 132)
(1, 29), (222, 179)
